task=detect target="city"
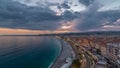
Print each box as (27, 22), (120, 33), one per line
(0, 0), (120, 68)
(57, 34), (120, 68)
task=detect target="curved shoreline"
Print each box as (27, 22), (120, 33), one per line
(50, 38), (76, 68)
(48, 38), (63, 68)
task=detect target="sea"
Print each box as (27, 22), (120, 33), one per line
(0, 36), (61, 68)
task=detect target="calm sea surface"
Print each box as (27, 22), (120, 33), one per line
(0, 36), (61, 68)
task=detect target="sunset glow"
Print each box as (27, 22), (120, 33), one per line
(0, 0), (119, 33)
(0, 28), (47, 35)
(0, 28), (76, 35)
(61, 25), (71, 29)
(0, 0), (120, 68)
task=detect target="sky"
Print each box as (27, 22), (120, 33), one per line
(0, 0), (120, 34)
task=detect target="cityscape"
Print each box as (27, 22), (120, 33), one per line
(0, 0), (120, 68)
(60, 34), (120, 68)
(48, 31), (120, 68)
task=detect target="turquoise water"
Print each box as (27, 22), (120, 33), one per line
(0, 36), (61, 68)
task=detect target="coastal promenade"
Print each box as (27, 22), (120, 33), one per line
(61, 36), (98, 68)
(49, 32), (120, 68)
(51, 38), (75, 68)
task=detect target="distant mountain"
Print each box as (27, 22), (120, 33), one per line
(37, 31), (120, 36)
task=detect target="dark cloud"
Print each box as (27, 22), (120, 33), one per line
(62, 11), (78, 21)
(0, 0), (120, 31)
(0, 0), (81, 30)
(76, 3), (120, 31)
(61, 1), (71, 9)
(78, 0), (94, 6)
(0, 0), (62, 30)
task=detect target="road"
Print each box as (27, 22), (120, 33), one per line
(78, 46), (96, 68)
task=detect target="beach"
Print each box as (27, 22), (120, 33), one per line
(51, 39), (76, 68)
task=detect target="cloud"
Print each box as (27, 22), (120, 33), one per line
(61, 1), (71, 9)
(0, 0), (120, 32)
(75, 2), (120, 31)
(0, 0), (63, 30)
(78, 0), (94, 6)
(0, 0), (83, 30)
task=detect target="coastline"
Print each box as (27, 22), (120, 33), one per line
(48, 38), (63, 68)
(50, 38), (76, 68)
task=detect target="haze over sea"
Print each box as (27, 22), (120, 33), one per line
(0, 36), (61, 68)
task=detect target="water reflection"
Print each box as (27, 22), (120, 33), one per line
(0, 36), (61, 68)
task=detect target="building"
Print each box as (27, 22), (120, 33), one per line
(107, 43), (120, 66)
